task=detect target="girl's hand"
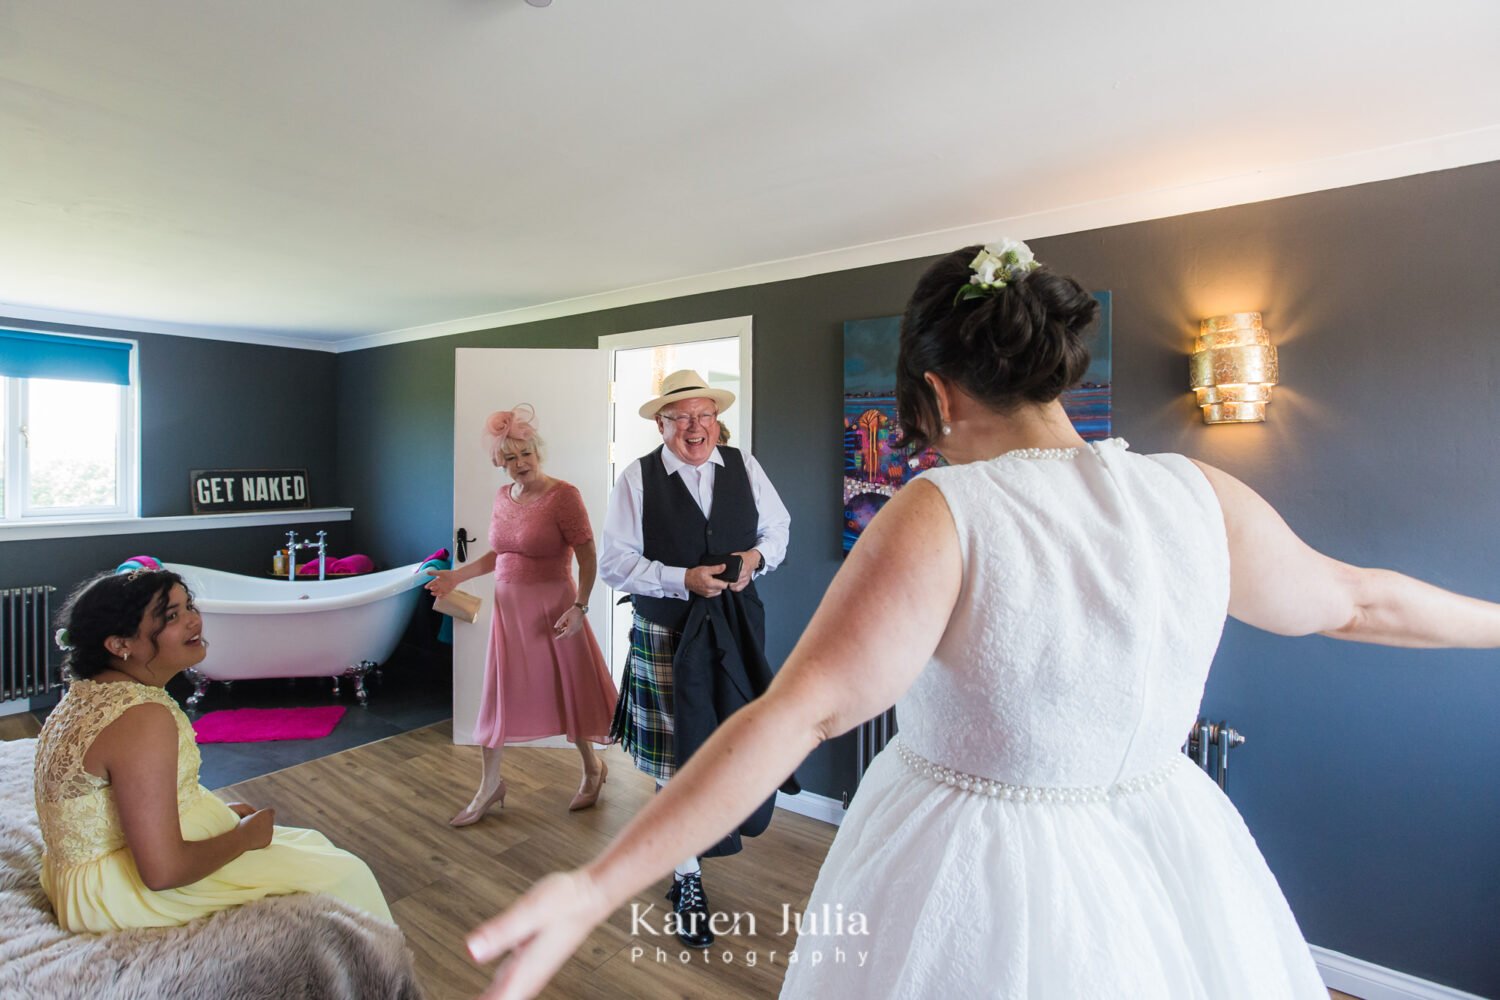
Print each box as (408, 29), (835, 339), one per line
(468, 869), (611, 1000)
(238, 807), (276, 850)
(552, 606), (584, 640)
(426, 569), (458, 599)
(224, 800), (256, 818)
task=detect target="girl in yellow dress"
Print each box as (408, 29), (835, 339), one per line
(34, 569), (392, 932)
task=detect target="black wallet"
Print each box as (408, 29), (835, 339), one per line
(704, 553), (743, 583)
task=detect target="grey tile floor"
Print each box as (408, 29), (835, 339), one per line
(179, 650), (452, 788)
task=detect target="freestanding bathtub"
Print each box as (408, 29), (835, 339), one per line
(164, 561), (429, 709)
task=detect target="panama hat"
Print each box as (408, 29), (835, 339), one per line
(638, 369), (736, 420)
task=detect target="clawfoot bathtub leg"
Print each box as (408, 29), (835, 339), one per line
(349, 661), (375, 706)
(185, 668), (211, 711)
(330, 675), (341, 699)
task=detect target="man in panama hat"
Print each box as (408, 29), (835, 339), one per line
(600, 368), (792, 949)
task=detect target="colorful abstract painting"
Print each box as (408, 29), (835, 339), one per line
(842, 292), (1112, 551)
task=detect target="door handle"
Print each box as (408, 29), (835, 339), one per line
(455, 528), (472, 563)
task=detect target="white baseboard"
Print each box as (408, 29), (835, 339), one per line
(774, 789), (845, 827)
(1313, 945), (1487, 1000)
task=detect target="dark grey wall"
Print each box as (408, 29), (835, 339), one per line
(132, 332), (341, 516)
(338, 159), (1500, 994)
(0, 325), (344, 689)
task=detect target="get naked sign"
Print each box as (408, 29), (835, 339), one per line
(190, 469), (310, 513)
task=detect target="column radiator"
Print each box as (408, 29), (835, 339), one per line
(2, 585), (60, 701)
(848, 707), (898, 807)
(1184, 718), (1245, 789)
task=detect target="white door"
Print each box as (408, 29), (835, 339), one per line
(451, 348), (609, 745)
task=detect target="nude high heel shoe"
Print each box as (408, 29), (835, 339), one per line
(450, 780), (507, 827)
(569, 760), (607, 812)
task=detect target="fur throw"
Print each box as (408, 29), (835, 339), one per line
(0, 738), (423, 999)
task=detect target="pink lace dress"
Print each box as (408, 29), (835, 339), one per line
(473, 481), (618, 747)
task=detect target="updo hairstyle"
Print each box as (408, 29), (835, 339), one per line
(895, 245), (1100, 453)
(55, 570), (188, 680)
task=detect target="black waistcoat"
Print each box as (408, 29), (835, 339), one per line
(634, 445), (758, 630)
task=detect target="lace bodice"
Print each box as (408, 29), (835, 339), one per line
(903, 439), (1229, 789)
(34, 681), (204, 866)
(489, 480), (593, 584)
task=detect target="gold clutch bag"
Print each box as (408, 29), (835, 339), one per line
(433, 589), (481, 624)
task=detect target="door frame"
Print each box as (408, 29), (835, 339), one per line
(597, 316), (753, 686)
(598, 315), (753, 456)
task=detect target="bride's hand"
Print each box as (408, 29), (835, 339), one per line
(468, 869), (611, 1000)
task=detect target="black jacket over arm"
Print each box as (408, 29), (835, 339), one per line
(672, 586), (801, 858)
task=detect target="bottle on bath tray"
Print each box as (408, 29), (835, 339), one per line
(273, 549), (286, 576)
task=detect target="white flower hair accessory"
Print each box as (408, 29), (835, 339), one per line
(55, 627), (73, 651)
(955, 238), (1039, 303)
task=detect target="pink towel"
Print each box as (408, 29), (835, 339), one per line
(296, 558), (326, 577)
(331, 554), (374, 574)
(297, 554), (374, 576)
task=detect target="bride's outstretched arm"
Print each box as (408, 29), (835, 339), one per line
(466, 478), (963, 1000)
(1194, 460), (1500, 648)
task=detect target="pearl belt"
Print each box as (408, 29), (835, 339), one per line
(892, 736), (1183, 803)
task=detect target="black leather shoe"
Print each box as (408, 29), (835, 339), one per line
(666, 872), (715, 949)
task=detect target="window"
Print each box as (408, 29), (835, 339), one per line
(0, 330), (138, 521)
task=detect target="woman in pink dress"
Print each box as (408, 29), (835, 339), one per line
(426, 405), (619, 827)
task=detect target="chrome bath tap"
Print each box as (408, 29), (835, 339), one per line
(283, 530), (328, 581)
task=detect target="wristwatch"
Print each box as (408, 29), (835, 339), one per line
(572, 602), (589, 614)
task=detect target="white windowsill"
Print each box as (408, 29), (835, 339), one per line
(0, 507), (353, 542)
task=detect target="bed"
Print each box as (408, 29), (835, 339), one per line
(0, 737), (423, 999)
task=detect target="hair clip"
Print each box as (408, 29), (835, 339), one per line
(54, 628), (74, 651)
(954, 238), (1040, 304)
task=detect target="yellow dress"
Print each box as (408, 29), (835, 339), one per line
(33, 679), (392, 932)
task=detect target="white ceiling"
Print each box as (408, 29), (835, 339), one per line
(3, 1), (1499, 352)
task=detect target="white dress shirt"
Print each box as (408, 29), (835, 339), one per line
(600, 446), (791, 601)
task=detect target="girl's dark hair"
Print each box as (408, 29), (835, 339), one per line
(55, 570), (189, 680)
(896, 245), (1100, 453)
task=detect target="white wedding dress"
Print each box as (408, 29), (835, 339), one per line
(780, 439), (1326, 999)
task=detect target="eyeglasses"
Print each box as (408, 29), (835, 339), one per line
(661, 411), (719, 429)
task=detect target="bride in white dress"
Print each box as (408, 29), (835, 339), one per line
(466, 242), (1500, 999)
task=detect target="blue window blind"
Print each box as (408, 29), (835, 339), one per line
(0, 329), (133, 385)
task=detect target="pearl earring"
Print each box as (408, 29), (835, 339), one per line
(942, 424), (953, 436)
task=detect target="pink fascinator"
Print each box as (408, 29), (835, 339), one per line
(483, 403), (538, 460)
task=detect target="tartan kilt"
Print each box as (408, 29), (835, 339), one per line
(609, 612), (679, 783)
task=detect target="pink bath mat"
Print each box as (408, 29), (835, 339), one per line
(192, 706), (347, 743)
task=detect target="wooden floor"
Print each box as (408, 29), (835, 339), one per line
(0, 712), (41, 741)
(219, 721), (836, 1000)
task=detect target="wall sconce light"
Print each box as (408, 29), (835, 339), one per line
(1189, 312), (1278, 424)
